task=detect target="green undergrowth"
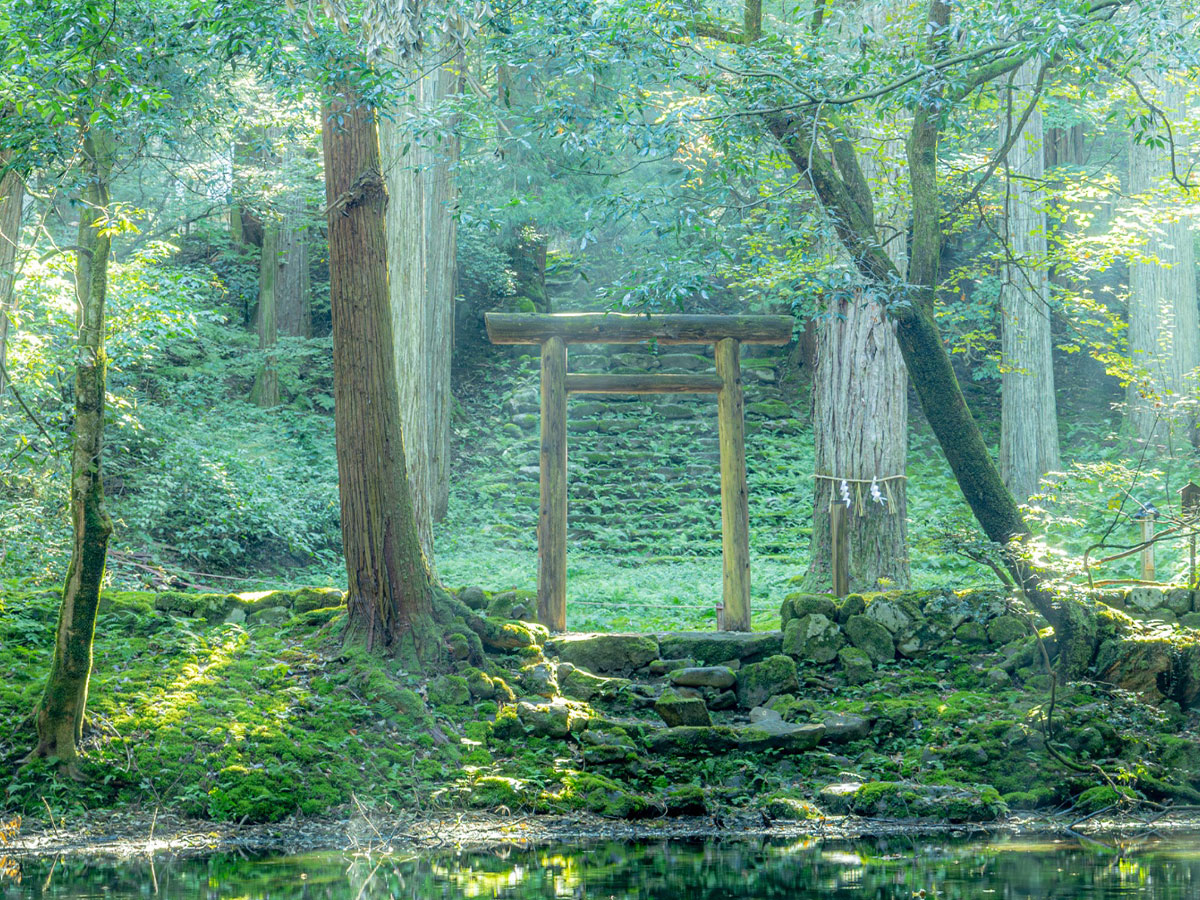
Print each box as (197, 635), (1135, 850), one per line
(5, 585), (1200, 828)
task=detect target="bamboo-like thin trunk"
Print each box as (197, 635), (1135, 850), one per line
(0, 152), (23, 400)
(31, 127), (117, 773)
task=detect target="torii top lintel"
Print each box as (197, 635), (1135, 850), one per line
(485, 312), (794, 346)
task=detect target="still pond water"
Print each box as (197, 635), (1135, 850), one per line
(7, 834), (1200, 899)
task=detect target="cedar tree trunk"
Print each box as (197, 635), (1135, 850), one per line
(767, 0), (1098, 675)
(999, 60), (1060, 500)
(322, 84), (436, 660)
(1127, 75), (1197, 446)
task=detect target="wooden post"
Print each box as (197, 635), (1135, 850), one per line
(1140, 514), (1156, 583)
(715, 338), (751, 631)
(538, 337), (567, 632)
(830, 501), (849, 598)
(1180, 482), (1200, 587)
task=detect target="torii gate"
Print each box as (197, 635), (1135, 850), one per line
(486, 312), (794, 633)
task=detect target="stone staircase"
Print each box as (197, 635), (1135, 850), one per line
(472, 345), (812, 558)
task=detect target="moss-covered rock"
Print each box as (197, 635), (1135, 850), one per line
(549, 633), (659, 676)
(736, 655), (800, 708)
(986, 614), (1028, 645)
(955, 621), (989, 645)
(480, 618), (547, 652)
(735, 717), (824, 752)
(821, 780), (1006, 822)
(515, 699), (576, 737)
(781, 593), (838, 626)
(467, 776), (530, 809)
(837, 594), (866, 624)
(290, 587), (345, 613)
(645, 725), (741, 756)
(457, 586), (488, 610)
(763, 795), (821, 821)
(428, 675), (470, 707)
(843, 615), (895, 664)
(556, 772), (651, 818)
(746, 399), (792, 419)
(154, 591), (241, 622)
(1076, 784), (1137, 812)
(558, 663), (627, 701)
(665, 784), (707, 816)
(518, 662), (558, 698)
(669, 666), (737, 689)
(487, 590), (536, 621)
(579, 728), (639, 766)
(463, 667), (497, 700)
(657, 631), (782, 666)
(838, 646), (874, 684)
(654, 688), (712, 727)
(782, 613), (844, 663)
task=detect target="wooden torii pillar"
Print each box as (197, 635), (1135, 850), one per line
(486, 312), (794, 633)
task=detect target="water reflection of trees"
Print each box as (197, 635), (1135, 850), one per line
(10, 835), (1200, 899)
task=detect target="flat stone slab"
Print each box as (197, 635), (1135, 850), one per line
(547, 633), (660, 676)
(821, 713), (873, 743)
(657, 631), (783, 666)
(669, 666), (737, 689)
(646, 721), (824, 756)
(737, 719), (825, 752)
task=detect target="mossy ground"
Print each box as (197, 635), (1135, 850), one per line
(4, 585), (1200, 829)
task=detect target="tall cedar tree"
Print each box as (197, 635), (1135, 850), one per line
(767, 0), (1102, 673)
(322, 84), (436, 656)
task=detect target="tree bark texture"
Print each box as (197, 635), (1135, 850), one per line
(808, 295), (910, 590)
(380, 48), (461, 560)
(0, 151), (23, 400)
(276, 196), (311, 338)
(32, 128), (117, 770)
(1127, 75), (1198, 446)
(999, 60), (1060, 501)
(251, 222), (280, 407)
(322, 85), (434, 657)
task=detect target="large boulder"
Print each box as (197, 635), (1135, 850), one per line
(782, 613), (844, 663)
(549, 633), (660, 676)
(736, 655), (800, 709)
(843, 615), (895, 664)
(657, 631), (782, 666)
(654, 688), (712, 727)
